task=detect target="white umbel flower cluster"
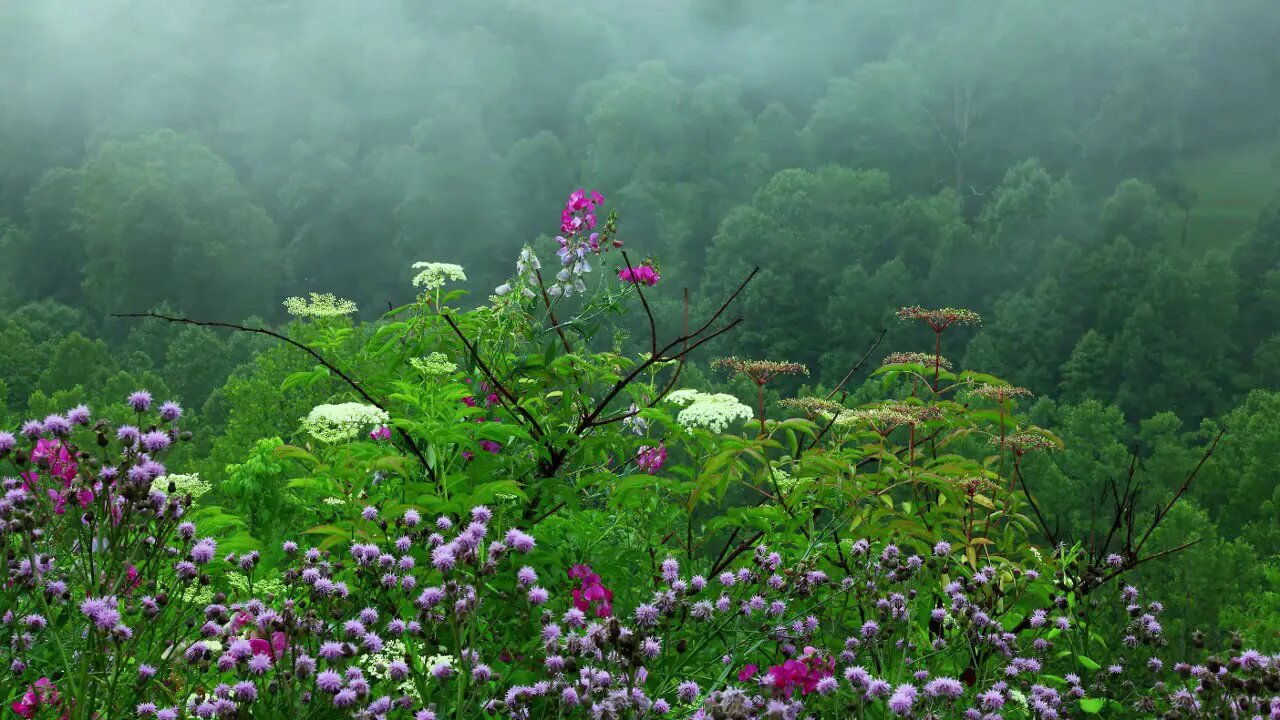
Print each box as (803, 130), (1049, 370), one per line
(151, 473), (212, 499)
(282, 292), (358, 318)
(666, 390), (753, 433)
(366, 639), (419, 699)
(409, 352), (457, 376)
(412, 262), (467, 290)
(301, 402), (390, 443)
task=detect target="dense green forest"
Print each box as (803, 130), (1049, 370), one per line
(2, 1), (1280, 717)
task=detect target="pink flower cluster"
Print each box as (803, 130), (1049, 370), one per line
(551, 188), (621, 298)
(560, 188), (605, 237)
(568, 564), (614, 618)
(619, 264), (660, 287)
(11, 677), (63, 719)
(22, 438), (87, 515)
(636, 443), (666, 474)
(765, 649), (835, 698)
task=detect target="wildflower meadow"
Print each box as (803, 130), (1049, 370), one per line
(2, 187), (1275, 720)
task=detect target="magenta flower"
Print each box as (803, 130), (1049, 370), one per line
(619, 264), (660, 287)
(369, 425), (392, 441)
(10, 678), (58, 719)
(31, 438), (77, 484)
(569, 564), (614, 617)
(248, 631), (288, 661)
(635, 443), (666, 474)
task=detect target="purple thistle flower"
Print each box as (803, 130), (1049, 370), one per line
(470, 505), (492, 523)
(141, 430), (171, 453)
(528, 587), (549, 605)
(634, 603), (659, 626)
(0, 432), (14, 453)
(316, 670), (343, 693)
(865, 679), (891, 699)
(924, 677), (964, 700)
(67, 405), (92, 425)
(191, 538), (217, 564)
(19, 420), (43, 439)
(979, 689), (1005, 710)
(361, 506), (378, 521)
(677, 681), (700, 702)
(333, 689), (357, 707)
(127, 390), (153, 412)
(505, 528), (536, 553)
(159, 401), (182, 422)
(117, 425), (141, 444)
(885, 681), (916, 707)
(295, 655), (316, 676)
(42, 414), (71, 437)
(403, 508), (421, 527)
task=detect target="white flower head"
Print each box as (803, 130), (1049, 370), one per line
(412, 262), (466, 290)
(301, 402), (390, 443)
(283, 293), (357, 318)
(151, 473), (212, 499)
(410, 352), (458, 377)
(667, 390), (754, 433)
(426, 654), (455, 672)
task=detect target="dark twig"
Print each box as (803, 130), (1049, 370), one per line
(621, 251), (657, 356)
(531, 500), (568, 527)
(824, 328), (888, 401)
(113, 311), (434, 478)
(573, 268), (759, 434)
(794, 329), (888, 460)
(532, 268), (574, 354)
(1133, 429), (1224, 556)
(709, 531), (765, 577)
(1013, 464), (1057, 547)
(1088, 539), (1203, 593)
(1095, 443), (1138, 561)
(441, 313), (547, 441)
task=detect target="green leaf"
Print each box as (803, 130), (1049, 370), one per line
(274, 444), (319, 466)
(1076, 655), (1101, 671)
(1079, 697), (1106, 713)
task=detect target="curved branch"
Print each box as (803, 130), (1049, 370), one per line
(112, 311), (433, 479)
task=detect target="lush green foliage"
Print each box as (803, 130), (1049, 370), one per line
(2, 1), (1280, 717)
(3, 193), (1278, 718)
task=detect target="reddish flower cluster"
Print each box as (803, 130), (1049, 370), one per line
(619, 264), (660, 286)
(561, 188), (605, 237)
(461, 381), (503, 460)
(568, 564), (614, 617)
(713, 357), (809, 386)
(635, 443), (666, 474)
(368, 425), (392, 441)
(23, 438), (86, 515)
(11, 677), (63, 719)
(764, 650), (836, 699)
(895, 306), (982, 331)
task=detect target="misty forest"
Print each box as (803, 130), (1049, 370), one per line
(2, 1), (1280, 717)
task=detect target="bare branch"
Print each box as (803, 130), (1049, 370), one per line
(1133, 429), (1224, 556)
(441, 313), (547, 441)
(112, 311), (434, 479)
(621, 251), (657, 356)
